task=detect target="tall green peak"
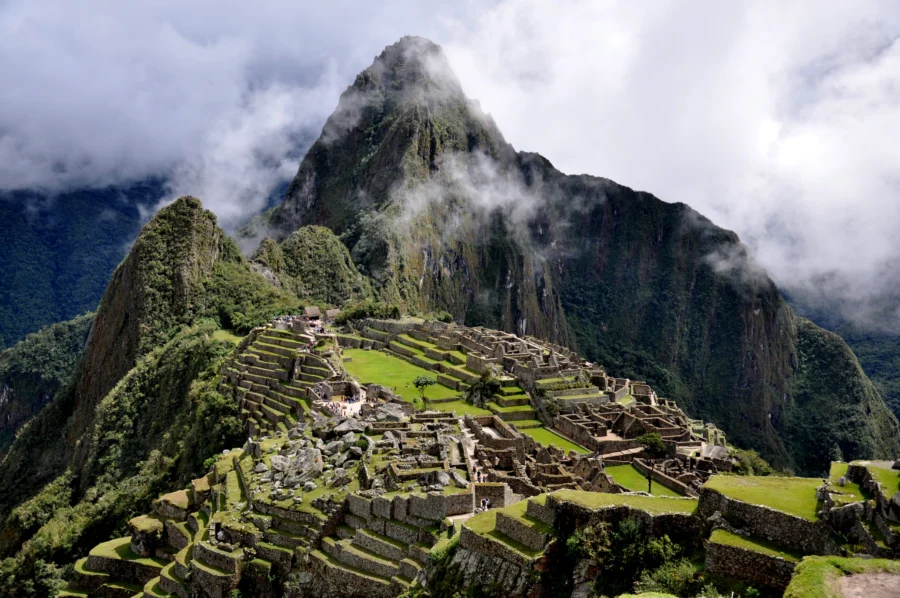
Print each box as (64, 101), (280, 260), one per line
(251, 38), (900, 471)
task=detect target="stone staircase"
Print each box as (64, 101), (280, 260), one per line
(222, 327), (338, 437)
(313, 508), (439, 597)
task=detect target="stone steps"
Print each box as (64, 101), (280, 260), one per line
(158, 562), (188, 598)
(71, 557), (110, 591)
(142, 577), (172, 597)
(309, 549), (393, 593)
(322, 537), (402, 579)
(495, 395), (531, 407)
(352, 528), (408, 561)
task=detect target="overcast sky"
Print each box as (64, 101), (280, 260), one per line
(2, 0), (899, 326)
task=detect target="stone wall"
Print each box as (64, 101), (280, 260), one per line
(697, 488), (840, 555)
(474, 483), (513, 508)
(705, 538), (795, 590)
(631, 459), (693, 497)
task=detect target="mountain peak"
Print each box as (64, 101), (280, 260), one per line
(353, 36), (463, 101)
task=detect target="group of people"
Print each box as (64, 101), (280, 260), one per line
(474, 469), (487, 483)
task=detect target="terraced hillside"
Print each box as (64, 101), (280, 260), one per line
(338, 319), (598, 454)
(221, 326), (339, 437)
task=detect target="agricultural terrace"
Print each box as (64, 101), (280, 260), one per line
(704, 476), (822, 521)
(605, 464), (681, 497)
(342, 348), (458, 399)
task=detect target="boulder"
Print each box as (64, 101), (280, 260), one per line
(893, 459), (900, 471)
(254, 462), (269, 473)
(323, 440), (343, 455)
(304, 481), (318, 492)
(449, 470), (469, 488)
(334, 418), (366, 434)
(340, 431), (358, 445)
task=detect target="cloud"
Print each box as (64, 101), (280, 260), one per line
(3, 0), (900, 329)
(439, 0), (900, 329)
(0, 0), (482, 228)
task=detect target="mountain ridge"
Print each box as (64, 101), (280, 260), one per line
(248, 35), (900, 472)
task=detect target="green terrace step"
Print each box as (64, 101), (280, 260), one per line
(310, 549), (392, 588)
(511, 420), (544, 429)
(58, 589), (90, 598)
(100, 580), (144, 598)
(708, 529), (801, 562)
(142, 577), (170, 597)
(352, 528), (409, 561)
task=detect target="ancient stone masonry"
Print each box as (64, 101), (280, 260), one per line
(63, 317), (895, 598)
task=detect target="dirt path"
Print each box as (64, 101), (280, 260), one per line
(837, 573), (900, 598)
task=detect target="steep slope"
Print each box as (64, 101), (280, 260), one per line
(0, 314), (92, 458)
(0, 179), (162, 349)
(251, 226), (375, 305)
(0, 197), (301, 566)
(255, 36), (900, 472)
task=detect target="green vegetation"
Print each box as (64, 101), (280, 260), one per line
(211, 329), (243, 345)
(0, 180), (159, 351)
(605, 465), (681, 498)
(276, 226), (374, 305)
(704, 476), (821, 521)
(413, 375), (436, 398)
(424, 400), (490, 417)
(0, 314), (93, 455)
(784, 555), (900, 598)
(342, 349), (457, 399)
(856, 461), (900, 498)
(709, 529), (800, 562)
(552, 489), (698, 515)
(518, 427), (589, 454)
(565, 516), (697, 597)
(0, 322), (243, 593)
(334, 301), (401, 325)
(731, 449), (776, 476)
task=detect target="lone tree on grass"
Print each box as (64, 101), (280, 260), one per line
(636, 433), (667, 494)
(413, 375), (436, 400)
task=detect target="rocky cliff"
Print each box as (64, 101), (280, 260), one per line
(254, 36), (900, 472)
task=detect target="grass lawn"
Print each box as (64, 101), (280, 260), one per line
(855, 461), (900, 498)
(551, 489), (698, 515)
(212, 329), (243, 344)
(704, 476), (822, 521)
(342, 349), (458, 400)
(709, 529), (800, 562)
(519, 427), (589, 454)
(426, 400), (491, 417)
(828, 462), (867, 503)
(462, 501), (546, 558)
(91, 537), (168, 567)
(605, 464), (682, 497)
(784, 556), (900, 598)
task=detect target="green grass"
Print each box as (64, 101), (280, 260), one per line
(605, 464), (681, 497)
(518, 427), (589, 454)
(827, 462), (867, 503)
(90, 537), (168, 567)
(709, 529), (800, 562)
(704, 475), (822, 521)
(552, 489), (697, 514)
(425, 400), (491, 417)
(784, 556), (900, 598)
(342, 349), (458, 400)
(856, 461), (900, 498)
(462, 504), (545, 558)
(212, 329), (243, 344)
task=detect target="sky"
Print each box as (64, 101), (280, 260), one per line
(2, 0), (900, 327)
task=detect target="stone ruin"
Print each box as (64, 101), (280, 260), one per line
(61, 317), (747, 598)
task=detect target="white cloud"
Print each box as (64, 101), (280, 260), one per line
(2, 0), (900, 326)
(440, 0), (900, 328)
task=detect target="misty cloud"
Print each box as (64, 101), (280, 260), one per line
(3, 0), (900, 329)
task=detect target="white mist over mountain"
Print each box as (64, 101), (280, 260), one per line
(2, 0), (899, 327)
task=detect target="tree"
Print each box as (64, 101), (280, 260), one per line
(413, 375), (436, 399)
(636, 433), (667, 494)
